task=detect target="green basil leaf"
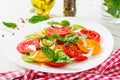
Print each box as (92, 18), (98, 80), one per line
(47, 34), (65, 42)
(48, 21), (60, 26)
(29, 15), (48, 24)
(64, 34), (79, 43)
(55, 49), (72, 63)
(60, 20), (70, 26)
(2, 22), (17, 29)
(56, 55), (72, 63)
(40, 47), (54, 59)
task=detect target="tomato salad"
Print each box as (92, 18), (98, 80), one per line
(17, 20), (101, 67)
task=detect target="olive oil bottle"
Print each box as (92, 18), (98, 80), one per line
(31, 0), (55, 17)
(63, 0), (76, 16)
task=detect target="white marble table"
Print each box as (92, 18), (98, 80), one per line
(0, 0), (120, 72)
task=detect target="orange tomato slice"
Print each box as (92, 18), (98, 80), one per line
(76, 39), (101, 56)
(76, 40), (89, 54)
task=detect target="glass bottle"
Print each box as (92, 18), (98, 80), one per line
(101, 0), (120, 37)
(31, 0), (55, 18)
(63, 0), (76, 16)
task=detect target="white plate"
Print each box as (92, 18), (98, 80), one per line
(5, 17), (114, 73)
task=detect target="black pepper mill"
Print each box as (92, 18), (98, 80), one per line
(63, 0), (76, 16)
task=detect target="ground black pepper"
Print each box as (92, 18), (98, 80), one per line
(20, 18), (25, 23)
(2, 34), (4, 37)
(63, 0), (76, 16)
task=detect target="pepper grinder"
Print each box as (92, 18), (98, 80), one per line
(63, 0), (76, 16)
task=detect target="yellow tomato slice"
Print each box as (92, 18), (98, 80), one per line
(53, 45), (62, 51)
(30, 50), (49, 62)
(85, 39), (101, 56)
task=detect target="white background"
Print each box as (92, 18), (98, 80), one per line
(0, 0), (119, 72)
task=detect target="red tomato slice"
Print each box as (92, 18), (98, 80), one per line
(80, 29), (100, 42)
(46, 62), (67, 67)
(62, 43), (82, 58)
(46, 26), (71, 36)
(62, 43), (87, 61)
(55, 40), (64, 45)
(17, 39), (40, 54)
(75, 55), (88, 62)
(62, 43), (87, 59)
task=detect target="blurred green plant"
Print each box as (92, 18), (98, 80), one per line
(104, 0), (120, 18)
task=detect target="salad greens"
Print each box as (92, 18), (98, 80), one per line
(48, 20), (70, 26)
(2, 22), (17, 29)
(48, 21), (60, 26)
(47, 34), (79, 43)
(47, 34), (65, 42)
(104, 0), (120, 18)
(64, 34), (79, 43)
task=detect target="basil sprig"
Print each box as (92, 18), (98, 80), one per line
(40, 47), (71, 63)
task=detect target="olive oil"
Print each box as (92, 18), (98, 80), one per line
(31, 0), (55, 17)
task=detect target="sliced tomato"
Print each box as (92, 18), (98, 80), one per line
(80, 29), (100, 42)
(62, 45), (71, 57)
(62, 43), (87, 61)
(17, 39), (40, 54)
(55, 40), (64, 45)
(75, 55), (88, 62)
(46, 26), (71, 36)
(62, 43), (82, 58)
(30, 50), (49, 62)
(76, 39), (89, 54)
(85, 39), (101, 56)
(46, 62), (67, 67)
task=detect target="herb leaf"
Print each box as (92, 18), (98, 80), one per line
(40, 47), (71, 63)
(2, 22), (17, 29)
(55, 49), (72, 63)
(47, 34), (65, 42)
(60, 20), (70, 26)
(47, 20), (70, 26)
(29, 15), (48, 24)
(40, 47), (54, 59)
(64, 34), (79, 43)
(47, 34), (79, 43)
(48, 21), (60, 26)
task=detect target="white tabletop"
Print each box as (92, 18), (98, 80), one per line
(0, 0), (120, 72)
